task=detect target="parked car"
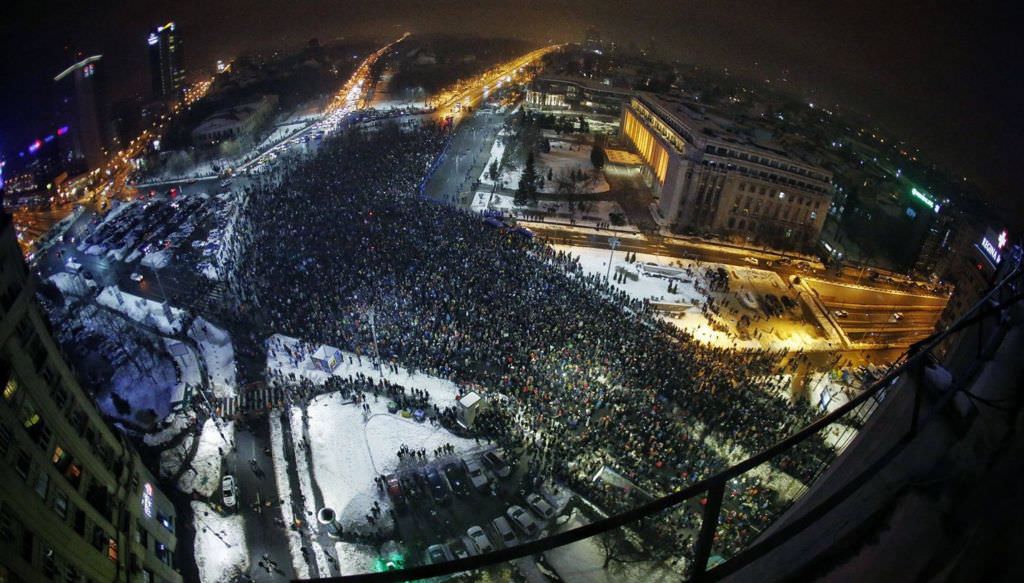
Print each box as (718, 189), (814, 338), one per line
(464, 459), (490, 491)
(400, 474), (420, 499)
(482, 451), (512, 478)
(466, 526), (494, 554)
(425, 544), (453, 565)
(130, 272), (144, 282)
(506, 505), (539, 536)
(447, 538), (471, 560)
(526, 493), (555, 520)
(833, 309), (849, 318)
(385, 473), (405, 509)
(221, 475), (237, 508)
(425, 466), (451, 505)
(443, 462), (471, 496)
(490, 516), (519, 548)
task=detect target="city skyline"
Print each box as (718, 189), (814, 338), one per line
(0, 0), (1020, 220)
(1, 8), (1021, 581)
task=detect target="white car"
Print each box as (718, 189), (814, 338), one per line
(743, 257), (759, 266)
(506, 505), (540, 536)
(466, 525), (494, 554)
(129, 273), (144, 282)
(464, 459), (490, 491)
(526, 493), (555, 520)
(221, 475), (237, 508)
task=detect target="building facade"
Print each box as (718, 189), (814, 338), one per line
(1, 215), (181, 583)
(54, 55), (110, 172)
(621, 93), (834, 251)
(525, 75), (632, 118)
(148, 22), (185, 100)
(191, 95), (278, 146)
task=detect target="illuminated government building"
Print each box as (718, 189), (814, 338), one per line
(621, 93), (834, 251)
(1, 213), (182, 583)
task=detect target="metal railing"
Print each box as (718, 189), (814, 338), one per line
(309, 243), (1023, 583)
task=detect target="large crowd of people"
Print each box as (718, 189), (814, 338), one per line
(226, 119), (837, 565)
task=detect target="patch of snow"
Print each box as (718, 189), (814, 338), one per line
(165, 338), (201, 406)
(333, 541), (380, 577)
(305, 391), (479, 528)
(268, 413), (311, 579)
(191, 501), (249, 583)
(178, 418), (232, 497)
(96, 286), (185, 334)
(140, 249), (171, 269)
(287, 407), (332, 575)
(145, 411), (196, 446)
(267, 334), (462, 409)
(191, 317), (237, 399)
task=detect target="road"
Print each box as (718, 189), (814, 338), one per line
(234, 33), (409, 175)
(12, 78), (214, 255)
(428, 45), (559, 124)
(422, 111), (507, 204)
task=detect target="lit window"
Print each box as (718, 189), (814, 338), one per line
(3, 377), (18, 401)
(107, 539), (118, 562)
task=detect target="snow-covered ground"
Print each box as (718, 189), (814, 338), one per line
(191, 501), (249, 583)
(555, 244), (834, 352)
(96, 286), (186, 334)
(266, 334), (463, 409)
(333, 541), (380, 577)
(287, 406), (332, 575)
(140, 249), (171, 269)
(190, 317), (237, 399)
(48, 272), (87, 299)
(145, 411), (196, 446)
(478, 133), (610, 194)
(472, 193), (637, 231)
(159, 433), (194, 479)
(268, 413), (311, 579)
(178, 418), (233, 497)
(305, 391), (481, 528)
(165, 338), (200, 407)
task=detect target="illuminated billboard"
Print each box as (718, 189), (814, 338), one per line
(911, 187), (941, 213)
(978, 229), (1008, 267)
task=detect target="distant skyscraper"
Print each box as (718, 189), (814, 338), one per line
(148, 22), (185, 99)
(53, 54), (109, 172)
(583, 26), (603, 52)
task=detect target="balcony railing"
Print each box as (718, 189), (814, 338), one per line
(313, 242), (1023, 583)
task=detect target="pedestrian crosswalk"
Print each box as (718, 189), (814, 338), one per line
(193, 280), (230, 314)
(217, 385), (286, 417)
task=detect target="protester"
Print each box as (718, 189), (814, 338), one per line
(229, 119), (834, 564)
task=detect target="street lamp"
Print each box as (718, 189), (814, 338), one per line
(606, 236), (620, 281)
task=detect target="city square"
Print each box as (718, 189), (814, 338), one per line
(1, 4), (1021, 583)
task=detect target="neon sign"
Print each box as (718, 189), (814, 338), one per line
(142, 483), (154, 518)
(911, 188), (941, 213)
(148, 33), (159, 46)
(981, 237), (1001, 265)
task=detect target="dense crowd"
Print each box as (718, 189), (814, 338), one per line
(227, 120), (836, 564)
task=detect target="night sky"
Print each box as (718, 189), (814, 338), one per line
(2, 0), (1020, 215)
